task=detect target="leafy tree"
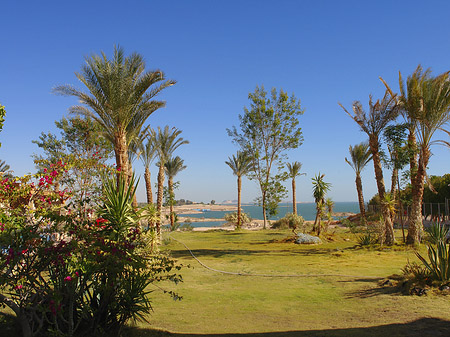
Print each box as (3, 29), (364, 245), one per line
(228, 86), (304, 228)
(312, 173), (331, 235)
(340, 89), (400, 245)
(225, 151), (253, 229)
(164, 156), (186, 230)
(152, 126), (189, 236)
(33, 116), (113, 209)
(54, 46), (176, 184)
(345, 142), (372, 220)
(286, 162), (305, 215)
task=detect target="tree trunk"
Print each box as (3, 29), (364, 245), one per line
(144, 166), (153, 204)
(262, 192), (267, 229)
(292, 178), (297, 215)
(237, 176), (242, 229)
(156, 163), (165, 236)
(114, 130), (130, 184)
(129, 160), (138, 208)
(407, 147), (429, 245)
(408, 130), (418, 186)
(355, 173), (365, 219)
(169, 177), (175, 229)
(390, 166), (398, 197)
(369, 136), (394, 245)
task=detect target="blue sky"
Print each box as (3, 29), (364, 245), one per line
(1, 0), (450, 203)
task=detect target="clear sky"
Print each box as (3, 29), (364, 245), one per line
(1, 0), (450, 204)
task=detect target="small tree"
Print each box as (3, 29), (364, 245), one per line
(228, 86), (304, 228)
(345, 142), (372, 220)
(286, 161), (306, 215)
(312, 173), (331, 236)
(225, 151), (253, 229)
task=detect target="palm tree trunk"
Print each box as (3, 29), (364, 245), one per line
(156, 163), (165, 235)
(169, 177), (175, 229)
(369, 136), (395, 245)
(129, 161), (138, 208)
(292, 178), (297, 215)
(408, 130), (418, 186)
(144, 166), (153, 204)
(407, 148), (429, 245)
(114, 130), (130, 184)
(355, 174), (365, 219)
(237, 176), (242, 229)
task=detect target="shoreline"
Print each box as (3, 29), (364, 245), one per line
(162, 203), (354, 232)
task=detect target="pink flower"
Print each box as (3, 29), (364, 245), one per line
(64, 276), (72, 282)
(75, 271), (79, 277)
(15, 285), (23, 290)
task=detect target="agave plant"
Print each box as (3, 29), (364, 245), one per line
(416, 240), (450, 283)
(425, 223), (450, 245)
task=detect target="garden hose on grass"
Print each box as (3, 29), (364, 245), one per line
(168, 234), (384, 279)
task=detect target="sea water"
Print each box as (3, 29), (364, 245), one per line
(179, 202), (360, 227)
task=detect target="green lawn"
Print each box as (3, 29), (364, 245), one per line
(131, 229), (450, 336)
(2, 229), (449, 337)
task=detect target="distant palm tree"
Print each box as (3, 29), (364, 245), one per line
(312, 173), (331, 235)
(164, 156), (187, 229)
(0, 160), (13, 179)
(225, 151), (253, 229)
(286, 161), (306, 215)
(340, 90), (399, 245)
(345, 142), (372, 220)
(138, 132), (157, 204)
(54, 46), (176, 183)
(152, 126), (189, 235)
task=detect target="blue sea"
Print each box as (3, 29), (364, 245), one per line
(179, 202), (359, 227)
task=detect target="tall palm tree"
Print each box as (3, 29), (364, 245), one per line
(345, 142), (372, 220)
(54, 46), (176, 184)
(403, 68), (450, 244)
(152, 126), (189, 235)
(340, 90), (399, 245)
(164, 156), (187, 229)
(138, 132), (157, 204)
(382, 66), (450, 244)
(312, 173), (331, 235)
(225, 151), (253, 229)
(286, 162), (306, 215)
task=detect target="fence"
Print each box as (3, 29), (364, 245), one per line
(366, 198), (450, 224)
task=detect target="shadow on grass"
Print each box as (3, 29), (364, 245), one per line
(169, 249), (274, 259)
(2, 314), (448, 337)
(344, 284), (400, 298)
(121, 318), (450, 337)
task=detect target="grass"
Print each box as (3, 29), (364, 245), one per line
(2, 228), (450, 336)
(126, 228), (450, 336)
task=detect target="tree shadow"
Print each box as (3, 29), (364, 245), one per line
(169, 248), (273, 259)
(121, 317), (450, 337)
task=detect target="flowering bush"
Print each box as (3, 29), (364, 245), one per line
(0, 167), (181, 337)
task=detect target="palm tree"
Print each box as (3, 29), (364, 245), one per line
(0, 160), (13, 179)
(286, 161), (306, 215)
(138, 132), (157, 204)
(340, 90), (399, 245)
(164, 156), (187, 229)
(383, 66), (450, 244)
(54, 46), (176, 184)
(312, 173), (331, 235)
(402, 68), (450, 244)
(152, 126), (189, 235)
(225, 151), (253, 229)
(345, 142), (372, 220)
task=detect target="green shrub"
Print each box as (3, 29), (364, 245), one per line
(271, 213), (304, 232)
(224, 212), (252, 227)
(357, 232), (377, 246)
